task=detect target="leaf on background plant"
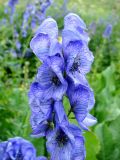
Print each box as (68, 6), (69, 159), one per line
(105, 94), (120, 121)
(102, 65), (116, 93)
(95, 64), (120, 122)
(88, 73), (106, 94)
(95, 90), (120, 122)
(84, 131), (100, 160)
(94, 123), (116, 160)
(109, 115), (120, 159)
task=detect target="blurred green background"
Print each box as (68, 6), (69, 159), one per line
(0, 0), (120, 159)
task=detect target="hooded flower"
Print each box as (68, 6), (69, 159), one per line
(35, 56), (67, 100)
(30, 17), (61, 62)
(65, 40), (93, 85)
(63, 13), (90, 47)
(47, 101), (85, 160)
(62, 13), (94, 85)
(46, 124), (85, 160)
(0, 137), (46, 160)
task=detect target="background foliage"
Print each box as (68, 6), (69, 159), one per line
(0, 0), (120, 159)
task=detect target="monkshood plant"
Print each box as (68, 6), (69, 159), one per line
(0, 13), (96, 160)
(28, 13), (97, 159)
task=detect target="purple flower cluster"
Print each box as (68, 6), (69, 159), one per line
(0, 137), (46, 160)
(8, 0), (18, 13)
(21, 0), (52, 38)
(29, 13), (97, 159)
(103, 24), (113, 39)
(7, 0), (19, 23)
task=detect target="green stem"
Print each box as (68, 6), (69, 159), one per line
(67, 108), (72, 117)
(44, 137), (48, 157)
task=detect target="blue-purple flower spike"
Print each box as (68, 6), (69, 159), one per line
(29, 13), (97, 160)
(7, 0), (19, 23)
(103, 24), (113, 39)
(21, 0), (52, 37)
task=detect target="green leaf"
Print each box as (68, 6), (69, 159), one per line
(84, 131), (100, 160)
(95, 65), (120, 122)
(109, 115), (120, 159)
(95, 123), (115, 160)
(102, 65), (116, 93)
(88, 73), (106, 93)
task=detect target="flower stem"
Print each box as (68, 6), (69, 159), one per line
(44, 137), (48, 157)
(67, 108), (72, 117)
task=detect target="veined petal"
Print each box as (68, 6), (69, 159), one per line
(31, 121), (49, 138)
(64, 13), (86, 30)
(59, 143), (72, 160)
(88, 88), (95, 111)
(67, 72), (88, 87)
(28, 82), (43, 99)
(63, 38), (83, 59)
(30, 112), (47, 129)
(29, 96), (52, 115)
(28, 83), (53, 119)
(67, 84), (90, 123)
(47, 56), (65, 72)
(49, 40), (62, 57)
(36, 64), (54, 89)
(62, 29), (81, 52)
(30, 33), (50, 62)
(53, 84), (67, 100)
(21, 143), (36, 159)
(68, 124), (85, 160)
(80, 114), (97, 130)
(54, 101), (68, 124)
(36, 18), (58, 39)
(68, 124), (82, 137)
(71, 137), (85, 160)
(62, 29), (89, 53)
